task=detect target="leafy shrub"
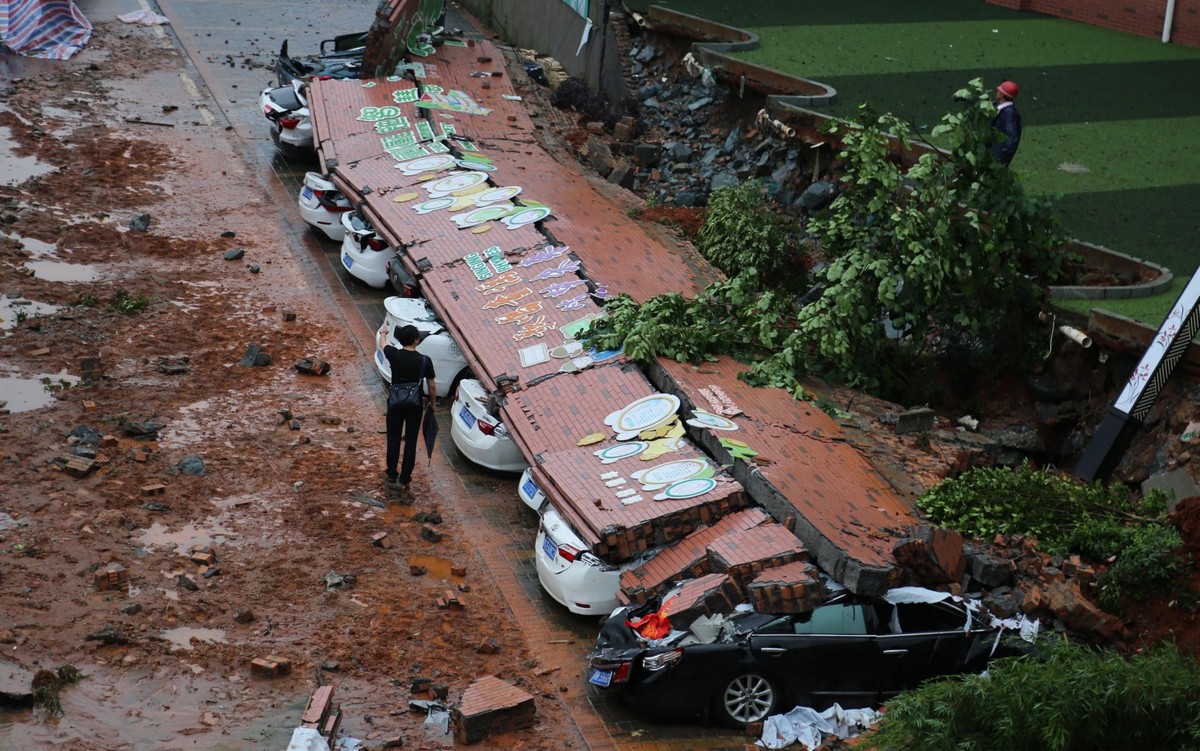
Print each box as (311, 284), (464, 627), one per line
(864, 640), (1200, 751)
(919, 465), (1186, 610)
(695, 180), (796, 284)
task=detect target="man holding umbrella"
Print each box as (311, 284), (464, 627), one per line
(378, 324), (437, 494)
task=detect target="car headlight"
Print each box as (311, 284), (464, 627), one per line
(641, 649), (683, 672)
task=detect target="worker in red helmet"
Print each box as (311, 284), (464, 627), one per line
(991, 80), (1022, 166)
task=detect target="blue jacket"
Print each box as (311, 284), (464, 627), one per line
(990, 104), (1022, 166)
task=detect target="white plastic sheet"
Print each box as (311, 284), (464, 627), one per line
(758, 703), (882, 750)
(285, 728), (331, 751)
(118, 9), (170, 26)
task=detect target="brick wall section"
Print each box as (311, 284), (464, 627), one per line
(452, 675), (537, 744)
(619, 507), (770, 601)
(662, 572), (743, 625)
(748, 560), (827, 614)
(988, 0), (1200, 48)
(706, 524), (806, 581)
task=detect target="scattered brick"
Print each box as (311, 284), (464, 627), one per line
(451, 564), (467, 577)
(282, 310), (297, 321)
(420, 526), (443, 543)
(176, 574), (199, 592)
(234, 609), (256, 624)
(410, 565), (427, 576)
(141, 483), (166, 496)
(452, 675), (536, 744)
(93, 563), (127, 591)
(132, 447), (150, 462)
(476, 637), (500, 655)
(372, 532), (392, 549)
(250, 654), (292, 678)
(28, 347), (50, 357)
(410, 677), (432, 693)
(65, 456), (96, 478)
(189, 550), (215, 566)
(748, 560), (827, 614)
(301, 686), (334, 727)
(894, 525), (966, 586)
(433, 682), (449, 700)
(82, 400), (97, 412)
(101, 434), (118, 448)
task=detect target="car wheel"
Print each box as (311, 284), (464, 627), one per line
(716, 673), (778, 727)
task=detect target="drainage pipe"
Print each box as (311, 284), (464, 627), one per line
(1163, 0), (1177, 42)
(1059, 325), (1093, 348)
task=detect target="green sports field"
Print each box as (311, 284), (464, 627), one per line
(632, 0), (1200, 276)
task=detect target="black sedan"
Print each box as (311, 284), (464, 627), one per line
(587, 589), (1025, 727)
(275, 35), (365, 86)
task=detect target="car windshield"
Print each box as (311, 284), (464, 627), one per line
(349, 213), (372, 232)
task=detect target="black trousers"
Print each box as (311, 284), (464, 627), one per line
(386, 404), (423, 484)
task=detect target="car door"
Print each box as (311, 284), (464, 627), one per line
(875, 601), (979, 698)
(746, 602), (882, 708)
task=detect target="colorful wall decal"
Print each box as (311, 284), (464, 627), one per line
(604, 478), (627, 488)
(594, 442), (648, 464)
(471, 225), (491, 234)
(653, 477), (717, 501)
(620, 494), (644, 506)
(560, 314), (601, 340)
(415, 88), (492, 116)
(605, 394), (681, 441)
(539, 279), (586, 298)
(639, 436), (687, 461)
(451, 205), (511, 229)
(425, 171), (489, 197)
(494, 302), (544, 325)
(518, 342), (549, 367)
(412, 196), (457, 214)
(591, 283), (611, 300)
(375, 116), (411, 134)
(686, 410), (739, 431)
(513, 317), (556, 340)
(549, 341), (584, 359)
(483, 287), (533, 309)
(577, 432), (605, 446)
(519, 245), (569, 268)
(358, 105), (402, 122)
(392, 191), (419, 203)
(556, 293), (590, 312)
(395, 154), (456, 176)
(393, 87), (421, 104)
(477, 270), (523, 295)
(502, 205), (552, 229)
(473, 186), (522, 205)
(361, 81), (377, 88)
(631, 458), (713, 491)
(558, 356), (594, 374)
(589, 347), (623, 363)
(698, 385), (744, 417)
(529, 258), (582, 282)
(615, 488), (637, 498)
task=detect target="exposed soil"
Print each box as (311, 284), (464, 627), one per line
(0, 22), (575, 751)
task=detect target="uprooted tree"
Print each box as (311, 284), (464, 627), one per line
(588, 79), (1069, 401)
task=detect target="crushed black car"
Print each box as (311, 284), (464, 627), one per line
(275, 32), (367, 86)
(587, 585), (1032, 727)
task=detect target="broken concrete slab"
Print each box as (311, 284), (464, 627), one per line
(0, 661), (34, 707)
(1142, 469), (1200, 512)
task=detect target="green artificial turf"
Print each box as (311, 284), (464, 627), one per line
(634, 0), (1200, 275)
(1052, 276), (1189, 325)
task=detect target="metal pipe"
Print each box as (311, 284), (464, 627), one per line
(631, 12), (647, 27)
(1059, 325), (1093, 348)
(1163, 0), (1177, 42)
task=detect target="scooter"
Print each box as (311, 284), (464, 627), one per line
(259, 79), (312, 158)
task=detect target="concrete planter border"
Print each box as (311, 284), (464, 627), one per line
(1049, 240), (1173, 301)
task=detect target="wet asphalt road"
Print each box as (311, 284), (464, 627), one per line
(149, 0), (747, 748)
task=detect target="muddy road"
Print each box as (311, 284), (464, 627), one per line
(0, 0), (608, 749)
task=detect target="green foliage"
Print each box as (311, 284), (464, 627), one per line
(919, 465), (1186, 609)
(695, 180), (795, 284)
(32, 664), (84, 716)
(109, 290), (150, 314)
(75, 292), (98, 307)
(586, 81), (1069, 402)
(864, 640), (1200, 751)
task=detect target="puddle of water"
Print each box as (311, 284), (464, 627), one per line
(158, 627), (227, 652)
(139, 520), (235, 555)
(407, 554), (467, 584)
(0, 125), (55, 186)
(0, 295), (60, 331)
(0, 370), (79, 412)
(23, 260), (100, 283)
(3, 232), (57, 259)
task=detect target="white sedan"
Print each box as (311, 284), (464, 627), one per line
(450, 378), (527, 473)
(535, 506), (624, 615)
(339, 209), (392, 288)
(374, 296), (470, 400)
(297, 172), (351, 241)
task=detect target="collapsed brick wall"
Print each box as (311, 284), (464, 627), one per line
(987, 0), (1200, 48)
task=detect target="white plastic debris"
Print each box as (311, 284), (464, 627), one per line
(286, 728), (331, 751)
(758, 703), (882, 750)
(118, 10), (170, 25)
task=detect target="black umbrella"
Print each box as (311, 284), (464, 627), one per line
(421, 404), (439, 462)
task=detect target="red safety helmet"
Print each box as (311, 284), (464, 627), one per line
(997, 80), (1019, 99)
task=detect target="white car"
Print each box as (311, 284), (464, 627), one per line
(518, 467), (547, 513)
(339, 209), (392, 288)
(450, 378), (528, 473)
(259, 80), (312, 156)
(374, 296), (470, 400)
(298, 172), (351, 241)
(535, 507), (621, 615)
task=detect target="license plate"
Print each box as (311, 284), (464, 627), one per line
(522, 477), (539, 499)
(588, 668), (614, 688)
(342, 253), (354, 270)
(458, 404), (476, 430)
(541, 534), (557, 561)
(301, 186), (314, 200)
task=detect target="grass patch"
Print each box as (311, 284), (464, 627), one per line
(31, 664), (84, 715)
(1052, 276), (1188, 325)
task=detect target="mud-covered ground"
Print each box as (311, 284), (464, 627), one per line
(0, 21), (576, 751)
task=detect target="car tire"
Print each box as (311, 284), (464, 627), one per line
(715, 672), (778, 727)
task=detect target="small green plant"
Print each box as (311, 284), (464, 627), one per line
(109, 290), (150, 314)
(864, 640), (1200, 750)
(32, 664), (84, 716)
(76, 292), (98, 307)
(15, 308), (27, 323)
(696, 179), (796, 284)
